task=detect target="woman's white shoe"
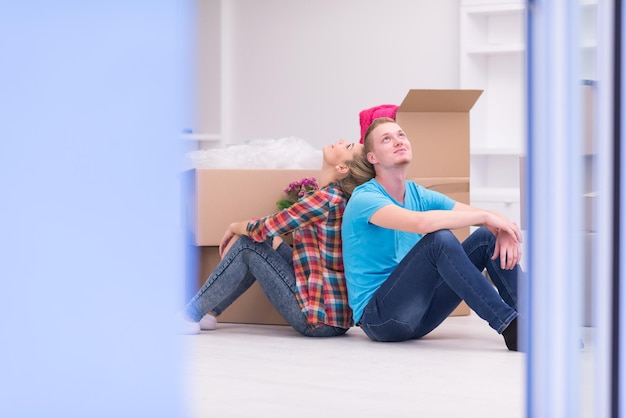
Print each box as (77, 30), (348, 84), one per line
(199, 314), (218, 330)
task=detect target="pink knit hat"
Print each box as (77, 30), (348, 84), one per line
(359, 104), (399, 143)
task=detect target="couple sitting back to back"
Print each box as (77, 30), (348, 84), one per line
(180, 117), (522, 351)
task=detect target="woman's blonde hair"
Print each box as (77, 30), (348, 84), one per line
(339, 117), (395, 197)
(339, 149), (375, 197)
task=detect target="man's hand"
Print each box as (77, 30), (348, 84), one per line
(492, 228), (522, 270)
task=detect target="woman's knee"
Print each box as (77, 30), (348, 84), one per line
(303, 326), (349, 338)
(224, 236), (263, 262)
(221, 235), (242, 258)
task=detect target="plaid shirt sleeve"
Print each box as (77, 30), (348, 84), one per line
(246, 189), (329, 242)
(246, 183), (353, 329)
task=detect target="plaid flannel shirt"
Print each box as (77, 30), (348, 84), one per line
(246, 182), (353, 329)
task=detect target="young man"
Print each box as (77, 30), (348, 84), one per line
(342, 118), (522, 351)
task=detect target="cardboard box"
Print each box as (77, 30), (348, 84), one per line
(187, 167), (321, 325)
(396, 89), (482, 179)
(413, 176), (471, 243)
(190, 168), (320, 325)
(193, 168), (320, 246)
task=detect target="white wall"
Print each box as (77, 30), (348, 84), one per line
(195, 0), (221, 136)
(199, 0), (460, 148)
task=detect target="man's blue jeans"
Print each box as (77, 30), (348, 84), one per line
(184, 236), (347, 337)
(359, 227), (519, 342)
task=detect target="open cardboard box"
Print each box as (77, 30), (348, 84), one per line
(397, 89), (481, 179)
(191, 89), (483, 324)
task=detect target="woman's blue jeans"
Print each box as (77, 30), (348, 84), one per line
(359, 227), (519, 342)
(184, 236), (347, 337)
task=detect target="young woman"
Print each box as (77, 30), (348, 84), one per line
(342, 118), (523, 351)
(180, 139), (364, 337)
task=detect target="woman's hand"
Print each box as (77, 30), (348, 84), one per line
(219, 229), (237, 258)
(272, 236), (284, 250)
(219, 221), (249, 257)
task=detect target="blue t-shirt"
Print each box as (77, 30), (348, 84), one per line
(342, 179), (455, 324)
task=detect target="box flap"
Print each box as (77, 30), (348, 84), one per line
(398, 89), (483, 113)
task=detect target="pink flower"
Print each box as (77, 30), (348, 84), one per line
(276, 177), (319, 210)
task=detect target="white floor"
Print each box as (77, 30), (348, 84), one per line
(182, 312), (529, 418)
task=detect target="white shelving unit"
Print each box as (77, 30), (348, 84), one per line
(460, 0), (599, 226)
(460, 0), (526, 224)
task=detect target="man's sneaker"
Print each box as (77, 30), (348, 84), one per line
(178, 313), (201, 335)
(199, 314), (217, 331)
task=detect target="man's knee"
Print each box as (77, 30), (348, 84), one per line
(427, 229), (458, 246)
(472, 226), (496, 243)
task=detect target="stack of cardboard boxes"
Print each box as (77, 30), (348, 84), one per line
(190, 89), (482, 324)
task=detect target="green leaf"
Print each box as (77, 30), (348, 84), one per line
(276, 199), (293, 210)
